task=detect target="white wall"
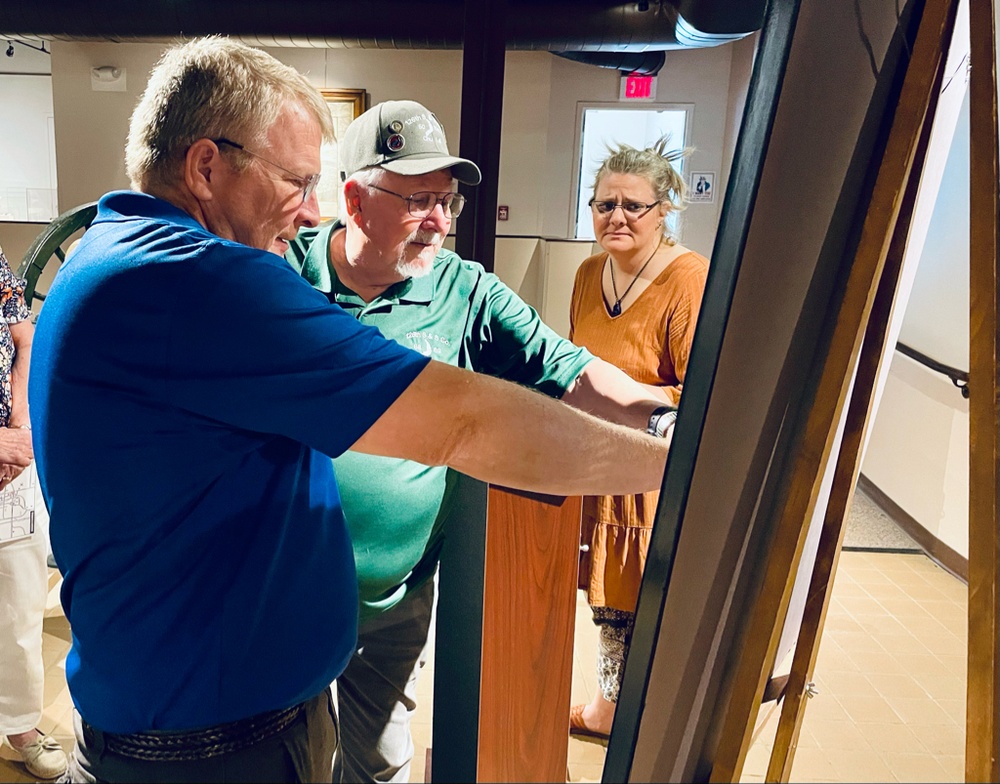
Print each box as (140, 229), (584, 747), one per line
(0, 75), (57, 221)
(37, 41), (733, 258)
(861, 81), (971, 559)
(498, 53), (554, 239)
(49, 41), (166, 209)
(1, 39), (740, 319)
(863, 356), (969, 556)
(0, 41), (52, 74)
(1, 43), (59, 229)
(896, 93), (970, 369)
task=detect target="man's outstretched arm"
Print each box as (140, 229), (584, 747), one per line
(350, 360), (670, 497)
(561, 358), (676, 431)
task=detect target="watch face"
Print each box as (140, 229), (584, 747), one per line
(647, 408), (677, 437)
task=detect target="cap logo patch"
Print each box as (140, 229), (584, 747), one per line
(402, 114), (446, 145)
(386, 133), (405, 152)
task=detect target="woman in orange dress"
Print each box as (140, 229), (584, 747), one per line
(568, 138), (708, 738)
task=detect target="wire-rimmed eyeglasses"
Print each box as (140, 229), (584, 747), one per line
(589, 199), (661, 219)
(366, 184), (466, 219)
(213, 138), (321, 203)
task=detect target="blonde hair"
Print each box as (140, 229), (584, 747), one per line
(591, 136), (692, 242)
(125, 36), (334, 192)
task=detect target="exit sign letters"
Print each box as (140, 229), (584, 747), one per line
(619, 74), (657, 101)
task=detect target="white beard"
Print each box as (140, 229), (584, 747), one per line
(395, 229), (443, 279)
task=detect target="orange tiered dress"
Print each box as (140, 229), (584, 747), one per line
(569, 248), (709, 611)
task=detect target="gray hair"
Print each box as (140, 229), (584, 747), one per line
(591, 136), (692, 242)
(340, 166), (386, 217)
(125, 36), (335, 192)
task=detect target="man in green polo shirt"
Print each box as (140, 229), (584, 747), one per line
(285, 100), (678, 783)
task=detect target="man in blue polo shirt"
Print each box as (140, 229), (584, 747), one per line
(29, 39), (672, 784)
(286, 100), (680, 783)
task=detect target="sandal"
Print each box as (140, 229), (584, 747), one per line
(569, 703), (610, 740)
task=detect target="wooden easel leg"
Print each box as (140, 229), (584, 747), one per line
(966, 0), (1000, 780)
(765, 64), (939, 781)
(708, 1), (959, 779)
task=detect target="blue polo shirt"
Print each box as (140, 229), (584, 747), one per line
(29, 191), (430, 734)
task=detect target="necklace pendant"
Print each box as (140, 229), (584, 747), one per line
(611, 301), (622, 317)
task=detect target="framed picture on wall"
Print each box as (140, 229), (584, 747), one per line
(318, 88), (369, 220)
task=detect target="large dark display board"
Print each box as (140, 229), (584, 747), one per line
(607, 0), (926, 780)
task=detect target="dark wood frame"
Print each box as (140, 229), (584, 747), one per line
(320, 87), (368, 120)
(966, 0), (1000, 778)
(317, 88), (369, 220)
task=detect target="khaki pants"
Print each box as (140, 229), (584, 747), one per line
(337, 577), (435, 784)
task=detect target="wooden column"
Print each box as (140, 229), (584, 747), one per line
(478, 487), (582, 782)
(455, 0), (507, 271)
(966, 0), (1000, 779)
(433, 479), (582, 783)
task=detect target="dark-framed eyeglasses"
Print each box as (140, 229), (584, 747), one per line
(213, 138), (321, 203)
(589, 199), (661, 219)
(365, 184), (466, 219)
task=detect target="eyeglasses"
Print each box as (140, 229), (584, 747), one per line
(366, 184), (466, 219)
(589, 200), (661, 219)
(213, 138), (321, 203)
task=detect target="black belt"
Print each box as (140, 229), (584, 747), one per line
(100, 702), (305, 762)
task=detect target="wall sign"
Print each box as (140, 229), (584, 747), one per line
(688, 171), (716, 204)
(619, 74), (657, 101)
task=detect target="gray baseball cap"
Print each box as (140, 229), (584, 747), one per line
(339, 100), (482, 186)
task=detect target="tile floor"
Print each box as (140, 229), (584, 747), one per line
(0, 549), (967, 783)
(407, 548), (969, 783)
(740, 551), (967, 784)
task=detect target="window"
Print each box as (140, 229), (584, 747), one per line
(572, 104), (691, 240)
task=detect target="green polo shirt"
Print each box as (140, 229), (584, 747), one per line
(286, 223), (593, 621)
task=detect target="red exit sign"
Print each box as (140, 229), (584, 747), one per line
(620, 73), (657, 101)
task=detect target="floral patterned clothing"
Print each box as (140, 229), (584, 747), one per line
(0, 247), (30, 429)
(592, 606), (635, 702)
(0, 245), (51, 741)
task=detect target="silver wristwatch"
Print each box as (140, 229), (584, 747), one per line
(646, 406), (678, 438)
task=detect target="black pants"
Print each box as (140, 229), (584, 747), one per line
(61, 689), (340, 783)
